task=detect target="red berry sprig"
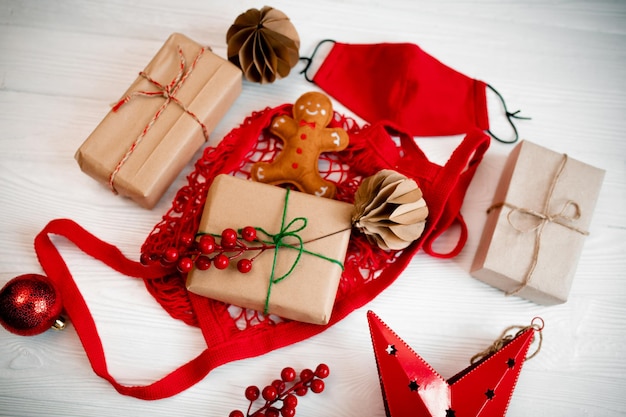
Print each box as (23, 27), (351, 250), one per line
(229, 364), (330, 417)
(143, 226), (270, 275)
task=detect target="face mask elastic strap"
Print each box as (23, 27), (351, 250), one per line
(486, 83), (531, 144)
(299, 39), (337, 83)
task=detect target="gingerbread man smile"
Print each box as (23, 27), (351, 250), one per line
(302, 102), (326, 117)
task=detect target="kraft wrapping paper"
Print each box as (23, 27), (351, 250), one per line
(75, 33), (242, 208)
(186, 175), (354, 324)
(471, 140), (604, 305)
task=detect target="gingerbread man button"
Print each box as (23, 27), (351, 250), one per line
(251, 91), (349, 198)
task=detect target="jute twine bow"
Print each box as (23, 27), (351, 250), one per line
(255, 189), (344, 315)
(488, 154), (589, 295)
(470, 317), (544, 364)
(108, 46), (210, 194)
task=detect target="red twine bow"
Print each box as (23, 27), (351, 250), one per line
(298, 120), (316, 129)
(108, 46), (209, 193)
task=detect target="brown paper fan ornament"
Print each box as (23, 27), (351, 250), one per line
(353, 170), (429, 250)
(226, 6), (300, 84)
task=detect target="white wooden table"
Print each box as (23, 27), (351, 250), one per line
(1, 1), (625, 416)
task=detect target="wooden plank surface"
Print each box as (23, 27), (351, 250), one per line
(1, 1), (625, 416)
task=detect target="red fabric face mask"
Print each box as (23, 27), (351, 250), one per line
(302, 41), (526, 142)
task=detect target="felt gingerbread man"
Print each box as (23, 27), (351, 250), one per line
(251, 91), (349, 198)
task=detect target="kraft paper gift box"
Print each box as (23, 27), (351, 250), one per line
(186, 174), (354, 325)
(471, 140), (604, 305)
(75, 33), (242, 209)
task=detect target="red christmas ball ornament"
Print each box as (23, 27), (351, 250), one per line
(0, 274), (65, 336)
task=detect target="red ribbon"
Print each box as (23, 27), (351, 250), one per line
(34, 219), (219, 400)
(298, 120), (316, 129)
(108, 46), (209, 194)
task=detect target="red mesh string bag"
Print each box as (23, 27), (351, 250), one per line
(33, 101), (489, 400)
(138, 102), (490, 391)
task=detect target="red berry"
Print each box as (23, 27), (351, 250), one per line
(280, 367), (296, 382)
(314, 363), (330, 379)
(140, 252), (152, 265)
(241, 226), (257, 242)
(252, 413), (266, 417)
(198, 235), (216, 254)
(245, 385), (260, 401)
(266, 408), (280, 417)
(221, 228), (238, 247)
(237, 259), (253, 273)
(310, 379), (324, 394)
(283, 394), (298, 409)
(262, 385), (278, 401)
(213, 254), (229, 270)
(271, 379), (286, 393)
(280, 407), (295, 417)
(179, 232), (195, 247)
(177, 257), (194, 273)
(222, 240), (237, 249)
(294, 383), (307, 396)
(195, 255), (211, 270)
(163, 247), (179, 263)
(300, 369), (314, 382)
(229, 411), (245, 417)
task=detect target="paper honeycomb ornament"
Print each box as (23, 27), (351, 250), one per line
(353, 169), (428, 250)
(367, 311), (543, 417)
(226, 6), (300, 83)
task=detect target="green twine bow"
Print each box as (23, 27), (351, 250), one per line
(255, 188), (344, 315)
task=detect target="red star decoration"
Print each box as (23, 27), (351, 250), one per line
(367, 311), (543, 417)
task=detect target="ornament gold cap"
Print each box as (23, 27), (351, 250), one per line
(52, 317), (66, 331)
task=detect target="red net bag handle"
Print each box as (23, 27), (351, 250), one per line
(419, 128), (490, 258)
(34, 219), (217, 400)
(362, 123), (490, 258)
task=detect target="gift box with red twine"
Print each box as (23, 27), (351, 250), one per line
(76, 33), (242, 208)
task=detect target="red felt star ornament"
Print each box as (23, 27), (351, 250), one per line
(367, 311), (544, 417)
